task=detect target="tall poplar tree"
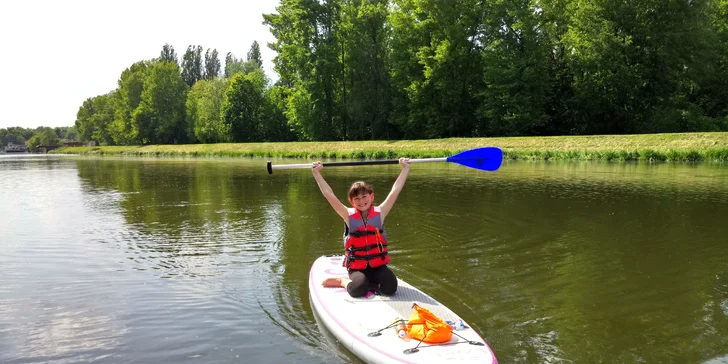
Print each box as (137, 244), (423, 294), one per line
(204, 48), (221, 80)
(225, 52), (244, 78)
(181, 45), (204, 87)
(264, 0), (344, 140)
(160, 43), (178, 65)
(339, 0), (392, 140)
(246, 41), (263, 68)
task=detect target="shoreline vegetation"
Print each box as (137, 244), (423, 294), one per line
(51, 132), (728, 163)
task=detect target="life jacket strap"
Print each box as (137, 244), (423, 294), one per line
(346, 243), (388, 253)
(347, 228), (385, 238)
(347, 252), (389, 261)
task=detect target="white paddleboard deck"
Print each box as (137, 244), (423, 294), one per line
(309, 255), (498, 364)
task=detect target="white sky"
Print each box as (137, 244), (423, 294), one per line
(0, 0), (280, 129)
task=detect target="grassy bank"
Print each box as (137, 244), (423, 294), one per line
(52, 132), (728, 162)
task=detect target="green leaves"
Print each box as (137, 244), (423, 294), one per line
(137, 61), (189, 144)
(187, 78), (231, 143)
(264, 0), (347, 140)
(222, 70), (268, 142)
(204, 49), (221, 80)
(26, 127), (60, 150)
(340, 0), (391, 140)
(562, 0), (720, 134)
(246, 41), (263, 69)
(109, 61), (149, 145)
(75, 92), (116, 145)
(479, 0), (550, 136)
(181, 45), (203, 87)
(390, 0), (485, 138)
(104, 60), (188, 145)
(160, 44), (178, 65)
(72, 0), (728, 145)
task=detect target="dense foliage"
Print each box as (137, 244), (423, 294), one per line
(69, 0), (727, 146)
(1, 126), (78, 149)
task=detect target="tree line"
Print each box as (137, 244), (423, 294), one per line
(74, 0), (728, 145)
(1, 126), (78, 150)
(74, 41), (292, 145)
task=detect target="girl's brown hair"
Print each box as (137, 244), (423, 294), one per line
(348, 181), (374, 200)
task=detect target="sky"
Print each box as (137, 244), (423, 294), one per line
(0, 0), (281, 129)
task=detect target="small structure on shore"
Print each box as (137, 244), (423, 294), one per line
(4, 143), (27, 153)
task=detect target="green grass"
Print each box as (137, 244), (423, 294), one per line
(51, 132), (728, 162)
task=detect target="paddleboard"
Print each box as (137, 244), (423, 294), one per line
(309, 255), (498, 364)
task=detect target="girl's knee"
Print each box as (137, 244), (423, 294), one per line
(379, 280), (398, 296)
(347, 282), (369, 297)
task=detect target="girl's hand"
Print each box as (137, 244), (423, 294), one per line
(312, 161), (323, 172)
(399, 157), (410, 168)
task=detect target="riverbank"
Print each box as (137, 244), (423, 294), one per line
(51, 132), (728, 162)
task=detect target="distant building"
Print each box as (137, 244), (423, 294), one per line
(4, 142), (27, 153)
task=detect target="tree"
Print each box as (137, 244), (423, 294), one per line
(76, 92), (116, 145)
(246, 41), (263, 68)
(538, 0), (578, 135)
(478, 0), (551, 136)
(160, 43), (178, 65)
(339, 0), (392, 140)
(110, 61), (150, 144)
(27, 127), (60, 150)
(389, 0), (485, 138)
(222, 69), (268, 142)
(264, 0), (345, 140)
(75, 100), (94, 141)
(1, 127), (33, 147)
(562, 0), (720, 134)
(261, 85), (296, 141)
(285, 83), (315, 140)
(678, 0), (728, 131)
(204, 48), (221, 80)
(133, 60), (189, 144)
(225, 52), (244, 78)
(225, 52), (260, 78)
(187, 78), (231, 143)
(63, 126), (80, 141)
(181, 45), (204, 87)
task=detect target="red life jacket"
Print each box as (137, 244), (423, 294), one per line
(343, 205), (390, 270)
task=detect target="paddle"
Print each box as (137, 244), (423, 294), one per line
(266, 146), (503, 174)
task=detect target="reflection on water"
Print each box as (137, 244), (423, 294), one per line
(3, 296), (128, 362)
(1, 155), (727, 363)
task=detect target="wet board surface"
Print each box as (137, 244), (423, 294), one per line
(308, 255), (498, 364)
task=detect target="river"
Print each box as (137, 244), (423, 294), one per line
(1, 154), (727, 363)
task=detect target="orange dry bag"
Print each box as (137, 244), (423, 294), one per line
(406, 303), (453, 343)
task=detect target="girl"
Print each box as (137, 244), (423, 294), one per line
(312, 158), (410, 297)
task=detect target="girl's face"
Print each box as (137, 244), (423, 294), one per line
(349, 192), (374, 212)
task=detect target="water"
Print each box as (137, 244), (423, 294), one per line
(1, 154), (727, 363)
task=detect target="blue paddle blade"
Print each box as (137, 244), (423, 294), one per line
(446, 147), (503, 171)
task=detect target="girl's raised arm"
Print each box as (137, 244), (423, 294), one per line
(379, 158), (410, 220)
(312, 161), (349, 222)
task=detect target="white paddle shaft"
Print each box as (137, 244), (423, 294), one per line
(267, 157), (447, 173)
